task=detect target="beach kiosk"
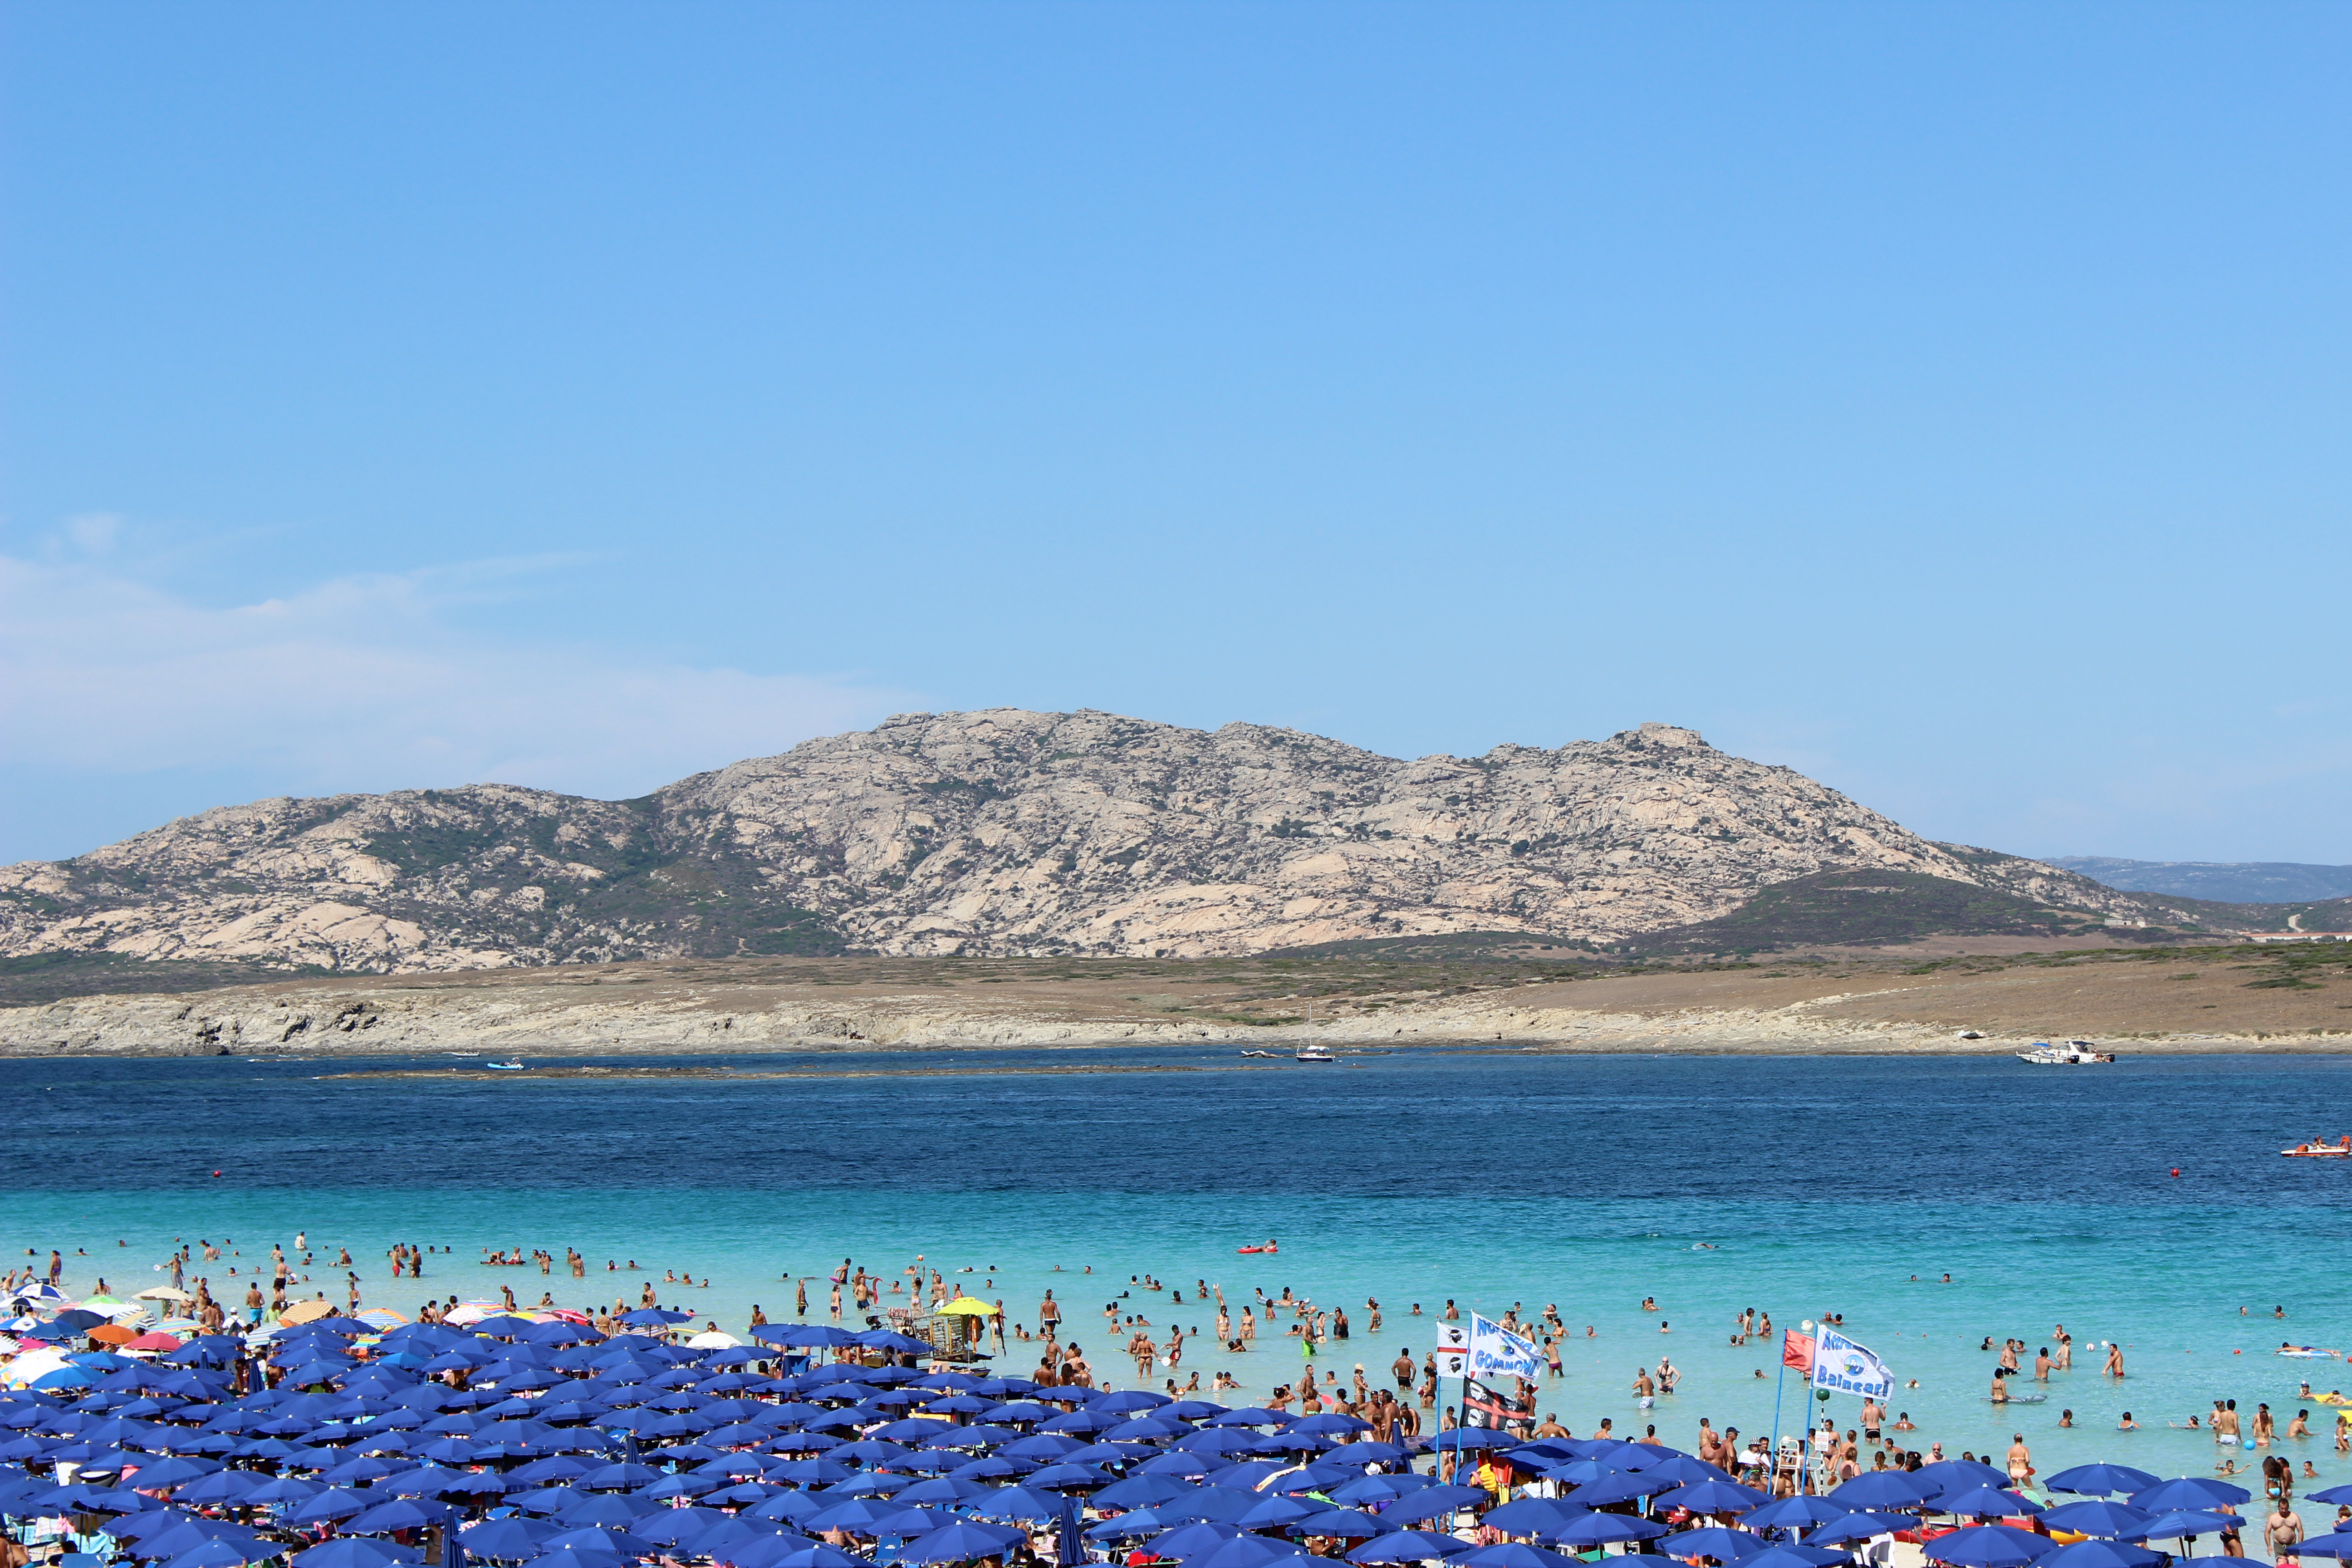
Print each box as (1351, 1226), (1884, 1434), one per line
(915, 1295), (1000, 1364)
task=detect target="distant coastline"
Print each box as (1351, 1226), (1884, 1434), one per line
(5, 946), (2346, 1058)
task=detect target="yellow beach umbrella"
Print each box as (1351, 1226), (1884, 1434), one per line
(279, 1299), (335, 1326)
(939, 1297), (1000, 1316)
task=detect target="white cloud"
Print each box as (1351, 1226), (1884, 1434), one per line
(64, 513), (123, 553)
(0, 552), (914, 802)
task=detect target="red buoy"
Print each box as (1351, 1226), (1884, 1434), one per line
(2171, 1168), (2181, 1177)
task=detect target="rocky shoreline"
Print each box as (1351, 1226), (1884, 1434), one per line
(2, 974), (2334, 1058)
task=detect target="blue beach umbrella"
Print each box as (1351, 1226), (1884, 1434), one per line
(1186, 1537), (1308, 1568)
(2129, 1480), (2249, 1512)
(1917, 1463), (2010, 1499)
(1656, 1480), (1768, 1515)
(712, 1535), (821, 1568)
(1346, 1533), (1473, 1564)
(824, 1472), (912, 1499)
(685, 1522), (788, 1563)
(132, 1520), (265, 1558)
(1828, 1473), (1931, 1510)
(1455, 1546), (1579, 1568)
(632, 1509), (729, 1548)
(538, 1528), (658, 1560)
(1745, 1498), (1852, 1532)
(1088, 1512), (1170, 1544)
(1237, 1495), (1327, 1531)
(1656, 1527), (1763, 1561)
(554, 1495), (653, 1528)
(108, 1509), (208, 1545)
(459, 1520), (562, 1562)
(962, 1486), (1064, 1524)
(2132, 1509), (2244, 1543)
(1054, 1490), (1084, 1568)
(1141, 1525), (1245, 1559)
(173, 1470), (265, 1505)
(1574, 1472), (1668, 1508)
(874, 1508), (959, 1541)
(345, 1498), (452, 1534)
(802, 1496), (908, 1534)
(892, 1477), (1000, 1507)
(2044, 1466), (2161, 1499)
(897, 1521), (1028, 1564)
(1482, 1499), (1578, 1536)
(2039, 1501), (2155, 1538)
(1024, 1463), (1111, 1492)
(1940, 1488), (2044, 1519)
(1803, 1514), (1914, 1547)
(1096, 1474), (1200, 1509)
(1325, 1476), (1417, 1508)
(1379, 1486), (1490, 1527)
(771, 1549), (864, 1568)
(126, 1455), (223, 1489)
(1288, 1510), (1398, 1541)
(1546, 1515), (1666, 1549)
(1734, 1550), (1847, 1568)
(160, 1542), (289, 1568)
(744, 1494), (825, 1528)
(2030, 1544), (2162, 1568)
(289, 1488), (374, 1525)
(1919, 1525), (2056, 1567)
(291, 1542), (423, 1568)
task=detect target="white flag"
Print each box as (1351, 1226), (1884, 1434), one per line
(1809, 1328), (1893, 1401)
(1433, 1321), (1469, 1377)
(1468, 1313), (1542, 1382)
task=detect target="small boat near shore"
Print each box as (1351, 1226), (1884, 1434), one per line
(2017, 1040), (2114, 1064)
(1296, 1002), (1336, 1062)
(484, 1059), (528, 1071)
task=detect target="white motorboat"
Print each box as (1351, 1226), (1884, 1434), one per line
(484, 1059), (529, 1071)
(2016, 1040), (2114, 1065)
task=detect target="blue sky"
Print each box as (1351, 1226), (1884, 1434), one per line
(4, 3), (2347, 867)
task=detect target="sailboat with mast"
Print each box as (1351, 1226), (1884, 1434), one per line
(1296, 1000), (1335, 1063)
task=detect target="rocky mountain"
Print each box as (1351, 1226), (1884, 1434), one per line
(0, 709), (2198, 978)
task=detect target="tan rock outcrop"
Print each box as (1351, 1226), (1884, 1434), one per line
(0, 710), (2154, 973)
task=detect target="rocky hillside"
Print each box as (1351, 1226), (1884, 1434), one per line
(0, 709), (2193, 977)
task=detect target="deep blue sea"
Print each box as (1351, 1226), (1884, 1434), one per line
(11, 1047), (2352, 1490)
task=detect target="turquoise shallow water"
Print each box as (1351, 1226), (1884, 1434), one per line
(10, 1047), (2352, 1495)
